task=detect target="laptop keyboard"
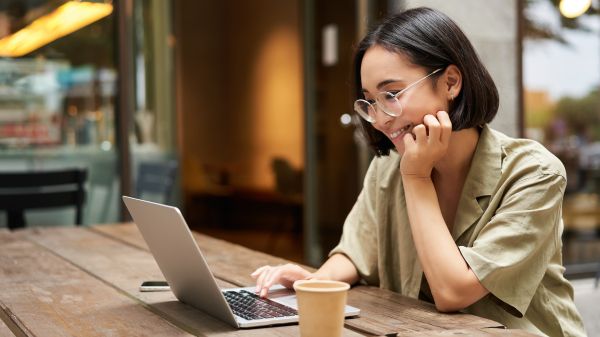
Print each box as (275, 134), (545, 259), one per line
(223, 290), (297, 320)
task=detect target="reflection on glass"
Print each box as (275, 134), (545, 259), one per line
(0, 0), (118, 227)
(0, 60), (116, 149)
(0, 1), (113, 57)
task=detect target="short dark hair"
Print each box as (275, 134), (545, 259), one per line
(354, 7), (499, 156)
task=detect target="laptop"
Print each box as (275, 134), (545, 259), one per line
(122, 196), (360, 328)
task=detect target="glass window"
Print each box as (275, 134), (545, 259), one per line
(0, 0), (118, 226)
(523, 0), (600, 274)
(129, 0), (178, 205)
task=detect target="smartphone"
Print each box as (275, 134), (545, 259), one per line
(139, 281), (170, 292)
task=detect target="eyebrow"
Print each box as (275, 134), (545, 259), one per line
(361, 79), (406, 93)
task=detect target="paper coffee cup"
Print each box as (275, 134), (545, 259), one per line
(293, 280), (350, 337)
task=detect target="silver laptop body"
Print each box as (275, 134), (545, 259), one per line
(122, 196), (360, 328)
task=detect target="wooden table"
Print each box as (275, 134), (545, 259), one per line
(0, 223), (538, 336)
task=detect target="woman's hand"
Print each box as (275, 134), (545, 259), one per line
(400, 111), (452, 179)
(251, 263), (313, 298)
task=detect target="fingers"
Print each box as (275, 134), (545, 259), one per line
(261, 268), (284, 297)
(252, 265), (272, 293)
(251, 264), (291, 298)
(412, 124), (427, 144)
(251, 264), (312, 298)
(423, 114), (440, 143)
(403, 132), (415, 149)
(251, 265), (268, 278)
(417, 112), (451, 145)
(400, 111), (452, 178)
(437, 111), (452, 145)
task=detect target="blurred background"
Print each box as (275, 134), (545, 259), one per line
(0, 0), (598, 280)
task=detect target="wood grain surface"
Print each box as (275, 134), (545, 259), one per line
(0, 223), (537, 336)
(0, 231), (194, 337)
(21, 226), (362, 337)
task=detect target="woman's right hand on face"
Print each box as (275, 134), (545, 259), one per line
(251, 263), (313, 298)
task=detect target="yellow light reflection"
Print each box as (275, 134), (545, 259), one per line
(559, 0), (592, 18)
(0, 1), (113, 57)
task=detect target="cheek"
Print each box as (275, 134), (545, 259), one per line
(402, 93), (448, 117)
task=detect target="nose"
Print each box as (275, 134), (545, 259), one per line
(372, 105), (394, 130)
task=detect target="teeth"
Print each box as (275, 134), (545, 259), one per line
(390, 125), (411, 139)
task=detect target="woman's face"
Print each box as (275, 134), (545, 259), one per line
(360, 45), (450, 154)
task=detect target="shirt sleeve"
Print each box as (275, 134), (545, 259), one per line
(329, 157), (380, 285)
(458, 173), (565, 317)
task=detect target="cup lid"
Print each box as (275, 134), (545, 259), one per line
(293, 280), (350, 292)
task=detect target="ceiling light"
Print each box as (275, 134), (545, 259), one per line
(559, 0), (592, 18)
(0, 1), (113, 57)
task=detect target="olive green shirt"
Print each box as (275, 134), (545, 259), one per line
(330, 125), (586, 337)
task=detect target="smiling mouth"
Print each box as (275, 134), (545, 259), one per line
(389, 124), (412, 140)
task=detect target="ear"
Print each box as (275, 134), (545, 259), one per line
(443, 65), (462, 100)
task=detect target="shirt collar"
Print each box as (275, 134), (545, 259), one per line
(464, 124), (504, 198)
(452, 124), (504, 239)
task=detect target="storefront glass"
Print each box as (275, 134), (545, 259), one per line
(0, 0), (119, 226)
(0, 0), (179, 227)
(128, 0), (178, 205)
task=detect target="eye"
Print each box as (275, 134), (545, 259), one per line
(362, 97), (375, 104)
(381, 91), (399, 102)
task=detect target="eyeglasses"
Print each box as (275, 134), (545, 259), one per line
(354, 68), (443, 123)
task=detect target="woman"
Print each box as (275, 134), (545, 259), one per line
(252, 7), (585, 336)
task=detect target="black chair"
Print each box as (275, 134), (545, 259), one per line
(135, 160), (178, 204)
(0, 168), (87, 230)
